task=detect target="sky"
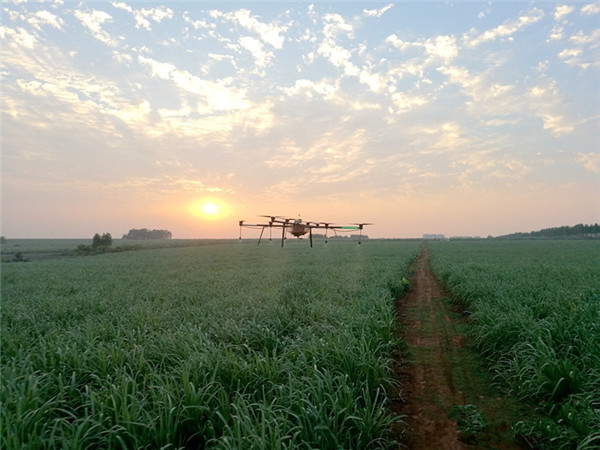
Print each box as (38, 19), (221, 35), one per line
(1, 1), (599, 239)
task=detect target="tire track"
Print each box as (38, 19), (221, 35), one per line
(390, 246), (527, 449)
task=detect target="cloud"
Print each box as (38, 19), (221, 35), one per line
(557, 29), (600, 70)
(547, 25), (564, 41)
(463, 7), (544, 48)
(363, 4), (393, 18)
(317, 13), (358, 76)
(558, 47), (582, 60)
(528, 82), (575, 136)
(576, 152), (600, 173)
(16, 78), (79, 103)
(437, 65), (516, 118)
(427, 121), (469, 154)
(264, 128), (371, 187)
(569, 28), (600, 46)
(113, 3), (173, 30)
(282, 78), (339, 100)
(358, 68), (387, 93)
(385, 34), (411, 52)
(0, 25), (37, 49)
(387, 34), (457, 62)
(73, 9), (115, 46)
(27, 10), (64, 30)
(386, 32), (458, 87)
(183, 12), (216, 30)
(317, 38), (359, 76)
(581, 3), (600, 15)
(209, 9), (286, 49)
(504, 160), (532, 177)
(175, 179), (235, 194)
(239, 36), (273, 67)
(424, 35), (458, 61)
(554, 5), (575, 21)
(138, 55), (251, 112)
(322, 13), (354, 38)
(391, 92), (427, 113)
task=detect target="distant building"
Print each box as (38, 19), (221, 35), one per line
(422, 233), (445, 240)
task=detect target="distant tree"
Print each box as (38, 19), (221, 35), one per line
(12, 251), (27, 262)
(497, 223), (600, 239)
(92, 233), (113, 249)
(0, 236), (6, 244)
(122, 228), (172, 240)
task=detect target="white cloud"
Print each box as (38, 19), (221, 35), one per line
(138, 55), (252, 112)
(576, 152), (600, 173)
(363, 4), (393, 18)
(528, 82), (575, 136)
(554, 5), (575, 21)
(183, 13), (215, 30)
(16, 78), (79, 103)
(239, 36), (273, 67)
(581, 3), (600, 15)
(113, 3), (173, 30)
(540, 114), (574, 136)
(210, 9), (286, 49)
(282, 78), (339, 100)
(28, 10), (64, 30)
(547, 25), (564, 41)
(385, 34), (411, 52)
(386, 33), (457, 68)
(558, 47), (582, 59)
(175, 179), (235, 194)
(0, 25), (37, 49)
(322, 13), (354, 38)
(424, 35), (457, 61)
(73, 9), (115, 46)
(391, 92), (427, 113)
(112, 2), (132, 13)
(358, 68), (387, 93)
(113, 51), (132, 64)
(429, 121), (468, 153)
(463, 8), (544, 48)
(136, 55), (275, 137)
(264, 128), (371, 185)
(504, 160), (532, 177)
(569, 28), (600, 46)
(317, 37), (359, 76)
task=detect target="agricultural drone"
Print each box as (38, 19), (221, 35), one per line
(238, 216), (372, 247)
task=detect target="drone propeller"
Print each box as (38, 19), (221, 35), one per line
(351, 223), (374, 229)
(259, 215), (293, 224)
(317, 222), (336, 227)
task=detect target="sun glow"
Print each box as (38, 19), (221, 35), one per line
(202, 202), (219, 216)
(190, 198), (229, 220)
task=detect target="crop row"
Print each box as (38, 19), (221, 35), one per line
(1, 241), (420, 449)
(428, 240), (600, 449)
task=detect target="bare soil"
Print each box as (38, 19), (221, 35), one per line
(390, 246), (529, 449)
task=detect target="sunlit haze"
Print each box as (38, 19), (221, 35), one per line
(2, 1), (599, 239)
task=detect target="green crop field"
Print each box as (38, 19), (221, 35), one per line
(3, 239), (598, 449)
(428, 240), (600, 449)
(1, 240), (420, 449)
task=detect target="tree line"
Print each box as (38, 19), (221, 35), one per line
(122, 228), (172, 240)
(497, 223), (600, 239)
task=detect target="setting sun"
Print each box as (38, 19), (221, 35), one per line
(202, 202), (219, 216)
(190, 198), (229, 221)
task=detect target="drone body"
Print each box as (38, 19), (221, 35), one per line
(238, 216), (372, 247)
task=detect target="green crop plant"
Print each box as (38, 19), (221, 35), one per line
(449, 403), (488, 438)
(428, 240), (600, 449)
(1, 240), (420, 449)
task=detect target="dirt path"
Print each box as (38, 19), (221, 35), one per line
(390, 246), (527, 449)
